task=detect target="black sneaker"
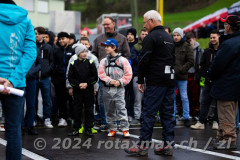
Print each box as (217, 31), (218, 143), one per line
(68, 129), (79, 136)
(28, 127), (38, 135)
(184, 119), (190, 127)
(154, 146), (173, 156)
(124, 145), (148, 156)
(85, 128), (93, 136)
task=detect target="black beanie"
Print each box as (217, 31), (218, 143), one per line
(127, 28), (137, 39)
(0, 0), (16, 4)
(57, 32), (69, 39)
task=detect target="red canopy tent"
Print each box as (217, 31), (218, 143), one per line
(183, 8), (228, 32)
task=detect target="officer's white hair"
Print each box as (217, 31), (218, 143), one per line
(144, 10), (161, 22)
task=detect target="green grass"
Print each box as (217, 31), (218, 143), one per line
(197, 38), (210, 50)
(164, 0), (238, 23)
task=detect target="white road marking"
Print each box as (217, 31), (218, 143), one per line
(0, 138), (49, 160)
(118, 132), (240, 160)
(129, 126), (184, 130)
(232, 151), (240, 154)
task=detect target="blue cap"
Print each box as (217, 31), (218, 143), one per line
(101, 38), (118, 48)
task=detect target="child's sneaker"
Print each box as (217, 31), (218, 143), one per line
(0, 125), (5, 132)
(79, 126), (84, 134)
(123, 130), (130, 138)
(91, 128), (98, 134)
(107, 130), (116, 137)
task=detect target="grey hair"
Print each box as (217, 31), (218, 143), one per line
(144, 10), (161, 22)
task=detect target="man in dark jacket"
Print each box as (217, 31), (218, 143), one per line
(191, 30), (220, 130)
(53, 32), (74, 127)
(35, 27), (54, 128)
(173, 27), (194, 127)
(125, 10), (175, 156)
(208, 15), (240, 149)
(22, 47), (41, 135)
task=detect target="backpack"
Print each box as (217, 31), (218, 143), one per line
(102, 54), (124, 87)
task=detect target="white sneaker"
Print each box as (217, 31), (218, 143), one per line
(212, 121), (219, 130)
(0, 125), (5, 132)
(44, 118), (53, 128)
(190, 121), (205, 130)
(58, 118), (68, 127)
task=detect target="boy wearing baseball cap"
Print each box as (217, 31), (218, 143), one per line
(98, 38), (133, 137)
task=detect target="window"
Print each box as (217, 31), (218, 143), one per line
(38, 0), (49, 13)
(23, 0), (34, 11)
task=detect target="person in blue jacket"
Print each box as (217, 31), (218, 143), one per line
(0, 0), (37, 159)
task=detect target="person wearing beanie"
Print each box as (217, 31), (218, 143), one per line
(173, 27), (184, 38)
(67, 43), (98, 136)
(66, 37), (99, 135)
(126, 28), (138, 49)
(52, 31), (74, 127)
(126, 28), (138, 123)
(173, 27), (194, 127)
(68, 33), (76, 46)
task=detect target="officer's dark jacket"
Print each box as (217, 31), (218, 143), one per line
(138, 26), (175, 87)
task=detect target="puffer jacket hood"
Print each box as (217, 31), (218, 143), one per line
(0, 3), (28, 25)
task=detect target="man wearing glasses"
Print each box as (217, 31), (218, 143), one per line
(125, 10), (175, 156)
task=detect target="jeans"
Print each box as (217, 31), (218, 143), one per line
(140, 86), (175, 146)
(36, 77), (51, 120)
(174, 80), (190, 120)
(0, 88), (25, 160)
(98, 81), (107, 124)
(199, 84), (218, 123)
(22, 79), (37, 128)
